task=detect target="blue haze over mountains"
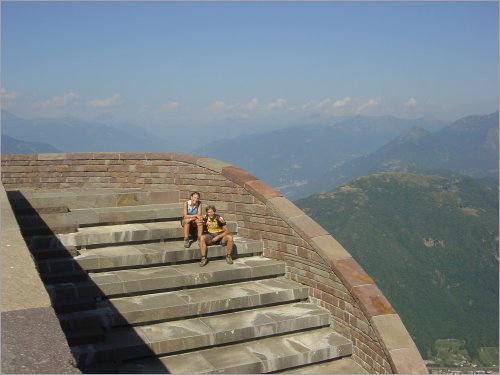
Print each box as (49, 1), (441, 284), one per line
(2, 110), (498, 200)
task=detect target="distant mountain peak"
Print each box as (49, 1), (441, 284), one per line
(397, 126), (431, 144)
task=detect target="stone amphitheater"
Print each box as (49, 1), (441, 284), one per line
(1, 152), (428, 374)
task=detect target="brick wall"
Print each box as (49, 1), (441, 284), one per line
(1, 152), (428, 374)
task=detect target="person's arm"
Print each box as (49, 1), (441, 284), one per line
(196, 203), (203, 219)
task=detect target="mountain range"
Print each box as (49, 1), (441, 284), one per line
(305, 111), (499, 197)
(1, 110), (170, 153)
(2, 110), (497, 199)
(296, 172), (499, 365)
(195, 115), (450, 198)
(1, 134), (61, 154)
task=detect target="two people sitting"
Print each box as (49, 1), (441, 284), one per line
(182, 192), (234, 267)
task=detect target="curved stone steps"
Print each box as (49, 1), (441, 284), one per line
(71, 302), (331, 367)
(6, 188), (357, 373)
(59, 277), (309, 331)
(68, 203), (182, 227)
(47, 256), (285, 303)
(117, 327), (352, 374)
(29, 221), (237, 249)
(10, 188), (176, 210)
(37, 237), (263, 279)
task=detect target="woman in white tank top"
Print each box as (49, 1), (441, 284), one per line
(182, 192), (203, 248)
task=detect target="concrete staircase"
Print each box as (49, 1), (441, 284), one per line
(9, 189), (364, 374)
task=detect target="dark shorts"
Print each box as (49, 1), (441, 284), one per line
(206, 232), (225, 244)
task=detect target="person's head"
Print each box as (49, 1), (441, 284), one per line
(206, 205), (216, 218)
(190, 192), (200, 203)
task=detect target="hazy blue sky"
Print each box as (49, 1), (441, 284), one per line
(1, 1), (498, 131)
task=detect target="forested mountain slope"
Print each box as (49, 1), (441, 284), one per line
(296, 173), (499, 363)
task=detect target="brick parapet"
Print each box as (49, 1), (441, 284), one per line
(1, 152), (428, 374)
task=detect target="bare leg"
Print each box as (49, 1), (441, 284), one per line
(196, 220), (203, 240)
(200, 235), (209, 257)
(225, 234), (234, 255)
(199, 234), (210, 267)
(183, 220), (191, 248)
(224, 234), (234, 264)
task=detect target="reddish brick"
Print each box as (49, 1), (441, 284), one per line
(333, 258), (374, 291)
(221, 165), (257, 186)
(244, 179), (282, 203)
(352, 284), (395, 319)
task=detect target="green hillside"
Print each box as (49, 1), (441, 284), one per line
(296, 173), (499, 363)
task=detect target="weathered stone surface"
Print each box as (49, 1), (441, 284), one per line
(244, 179), (282, 203)
(389, 347), (429, 374)
(1, 186), (52, 311)
(371, 314), (415, 351)
(49, 256), (285, 300)
(288, 214), (330, 240)
(352, 284), (395, 318)
(67, 237), (263, 271)
(267, 196), (305, 219)
(1, 307), (80, 374)
(60, 277), (309, 329)
(119, 328), (351, 374)
(72, 302), (331, 366)
(196, 158), (232, 173)
(282, 357), (369, 374)
(56, 221), (238, 247)
(333, 257), (375, 290)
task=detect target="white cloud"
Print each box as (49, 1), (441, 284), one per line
(162, 101), (181, 110)
(268, 98), (288, 109)
(208, 100), (227, 112)
(244, 97), (260, 110)
(302, 97), (332, 111)
(333, 96), (352, 108)
(87, 94), (121, 107)
(1, 87), (19, 100)
(356, 98), (380, 114)
(39, 92), (78, 108)
(405, 97), (418, 107)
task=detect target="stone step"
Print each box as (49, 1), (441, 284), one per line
(47, 256), (285, 302)
(13, 203), (182, 234)
(117, 327), (352, 374)
(38, 237), (263, 276)
(29, 221), (238, 249)
(59, 277), (309, 331)
(71, 302), (331, 367)
(281, 357), (369, 374)
(69, 203), (182, 227)
(9, 188), (177, 210)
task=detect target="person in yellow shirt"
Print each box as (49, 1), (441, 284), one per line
(199, 205), (234, 267)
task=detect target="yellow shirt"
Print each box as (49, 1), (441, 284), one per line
(205, 215), (225, 234)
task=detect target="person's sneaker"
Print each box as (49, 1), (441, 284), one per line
(200, 256), (208, 267)
(226, 254), (233, 264)
(184, 238), (190, 248)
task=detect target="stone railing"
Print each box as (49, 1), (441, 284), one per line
(1, 152), (428, 374)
